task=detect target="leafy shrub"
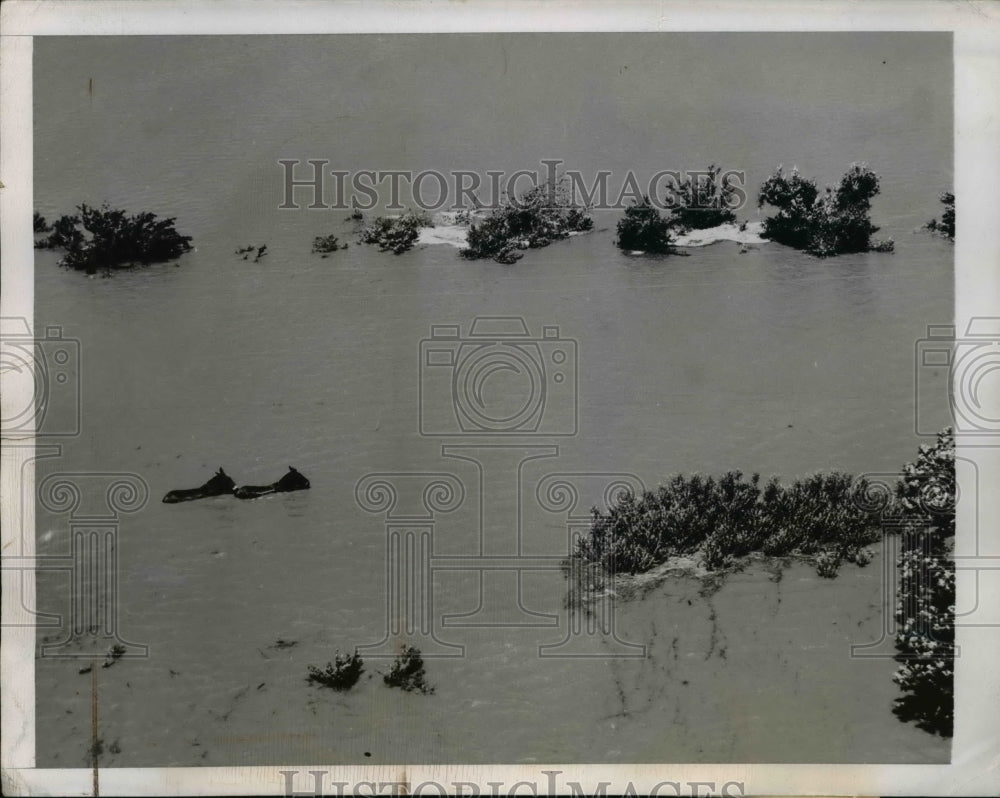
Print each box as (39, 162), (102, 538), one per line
(924, 192), (955, 241)
(757, 163), (893, 257)
(101, 643), (126, 669)
(307, 651), (365, 691)
(615, 197), (676, 254)
(360, 211), (432, 255)
(312, 234), (347, 254)
(892, 428), (955, 737)
(383, 646), (434, 694)
(460, 181), (593, 263)
(36, 203), (193, 274)
(34, 212), (51, 233)
(893, 548), (954, 737)
(575, 471), (883, 575)
(815, 550), (841, 578)
(896, 427), (955, 539)
(667, 165), (738, 231)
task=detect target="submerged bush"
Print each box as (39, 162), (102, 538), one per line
(575, 470), (883, 575)
(34, 212), (51, 233)
(667, 165), (739, 231)
(383, 646), (434, 694)
(615, 197), (676, 254)
(892, 428), (955, 737)
(924, 191), (955, 241)
(307, 651), (365, 691)
(312, 234), (348, 254)
(360, 211), (432, 255)
(814, 550), (841, 579)
(757, 163), (893, 257)
(36, 203), (193, 274)
(460, 181), (593, 264)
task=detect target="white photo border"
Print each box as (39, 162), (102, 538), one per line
(2, 1), (999, 795)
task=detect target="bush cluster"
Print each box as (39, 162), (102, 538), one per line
(312, 234), (348, 254)
(383, 646), (434, 694)
(757, 163), (894, 257)
(35, 203), (193, 274)
(460, 183), (593, 264)
(667, 164), (738, 231)
(615, 166), (739, 254)
(615, 197), (677, 254)
(892, 427), (955, 738)
(360, 211), (432, 255)
(575, 471), (882, 576)
(307, 651), (364, 691)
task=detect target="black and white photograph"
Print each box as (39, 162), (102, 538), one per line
(2, 2), (999, 795)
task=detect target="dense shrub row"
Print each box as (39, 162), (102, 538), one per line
(575, 471), (882, 575)
(892, 427), (955, 737)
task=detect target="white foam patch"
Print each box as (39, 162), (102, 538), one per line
(673, 221), (768, 247)
(418, 224), (469, 248)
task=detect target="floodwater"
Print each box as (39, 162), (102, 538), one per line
(31, 34), (952, 765)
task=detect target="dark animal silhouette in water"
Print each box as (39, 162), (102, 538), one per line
(234, 466), (310, 500)
(162, 468), (236, 503)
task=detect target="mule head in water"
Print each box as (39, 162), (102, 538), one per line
(234, 466), (310, 500)
(276, 466), (310, 492)
(162, 467), (236, 503)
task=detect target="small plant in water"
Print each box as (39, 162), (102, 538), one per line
(307, 651), (365, 691)
(924, 192), (955, 241)
(383, 646), (434, 694)
(312, 234), (348, 255)
(615, 196), (676, 254)
(102, 643), (127, 669)
(814, 550), (841, 578)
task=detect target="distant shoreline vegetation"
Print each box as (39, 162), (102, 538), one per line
(35, 204), (193, 275)
(756, 163), (895, 257)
